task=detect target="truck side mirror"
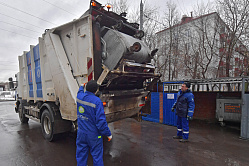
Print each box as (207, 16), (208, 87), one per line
(9, 82), (14, 90)
(9, 77), (14, 89)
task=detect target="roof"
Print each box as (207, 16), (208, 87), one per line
(156, 12), (218, 34)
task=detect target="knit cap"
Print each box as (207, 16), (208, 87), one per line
(86, 80), (99, 93)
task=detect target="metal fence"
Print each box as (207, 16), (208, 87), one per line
(143, 77), (249, 139)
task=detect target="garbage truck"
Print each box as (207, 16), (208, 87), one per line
(14, 0), (160, 141)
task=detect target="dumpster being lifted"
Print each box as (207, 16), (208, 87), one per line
(14, 0), (160, 141)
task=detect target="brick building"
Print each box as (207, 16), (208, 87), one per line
(156, 12), (248, 81)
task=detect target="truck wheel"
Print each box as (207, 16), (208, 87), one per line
(18, 103), (29, 123)
(41, 109), (54, 141)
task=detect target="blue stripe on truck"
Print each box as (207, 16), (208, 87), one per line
(26, 51), (34, 97)
(33, 44), (43, 98)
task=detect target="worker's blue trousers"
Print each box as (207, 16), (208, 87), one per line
(76, 130), (104, 166)
(177, 117), (189, 140)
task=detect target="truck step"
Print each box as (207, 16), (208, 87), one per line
(24, 106), (40, 112)
(25, 115), (40, 123)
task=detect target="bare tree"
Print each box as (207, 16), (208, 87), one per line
(157, 1), (181, 81)
(187, 2), (220, 79)
(108, 0), (129, 14)
(157, 1), (225, 81)
(216, 0), (249, 77)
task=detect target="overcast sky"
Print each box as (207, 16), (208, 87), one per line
(0, 0), (210, 83)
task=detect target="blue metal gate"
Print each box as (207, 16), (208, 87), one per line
(142, 92), (160, 123)
(142, 92), (178, 126)
(163, 93), (178, 126)
(142, 82), (185, 126)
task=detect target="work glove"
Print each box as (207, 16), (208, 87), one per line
(171, 107), (175, 112)
(187, 116), (193, 121)
(107, 135), (112, 141)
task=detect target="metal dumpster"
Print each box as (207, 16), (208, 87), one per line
(216, 98), (242, 126)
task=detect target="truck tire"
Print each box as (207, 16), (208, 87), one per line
(18, 102), (29, 123)
(41, 109), (54, 141)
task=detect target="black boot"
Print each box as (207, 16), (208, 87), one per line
(179, 139), (189, 143)
(173, 136), (182, 139)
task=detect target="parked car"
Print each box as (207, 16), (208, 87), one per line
(0, 91), (15, 100)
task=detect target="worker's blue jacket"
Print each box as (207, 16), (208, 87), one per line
(174, 89), (195, 118)
(76, 86), (111, 138)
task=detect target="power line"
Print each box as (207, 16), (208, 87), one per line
(0, 12), (44, 30)
(0, 69), (18, 71)
(0, 20), (41, 33)
(60, 1), (84, 14)
(0, 1), (56, 26)
(144, 14), (167, 27)
(0, 63), (18, 66)
(40, 0), (78, 17)
(0, 60), (18, 63)
(0, 64), (18, 68)
(0, 28), (37, 39)
(0, 64), (18, 67)
(0, 45), (23, 49)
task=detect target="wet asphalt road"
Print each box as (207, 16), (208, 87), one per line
(1, 101), (249, 166)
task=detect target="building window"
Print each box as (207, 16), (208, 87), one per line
(220, 26), (225, 33)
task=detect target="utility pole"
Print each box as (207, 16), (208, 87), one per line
(140, 0), (143, 30)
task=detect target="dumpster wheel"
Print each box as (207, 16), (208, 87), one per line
(220, 122), (226, 127)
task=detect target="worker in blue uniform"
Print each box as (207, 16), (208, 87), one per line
(76, 80), (112, 166)
(171, 82), (195, 142)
